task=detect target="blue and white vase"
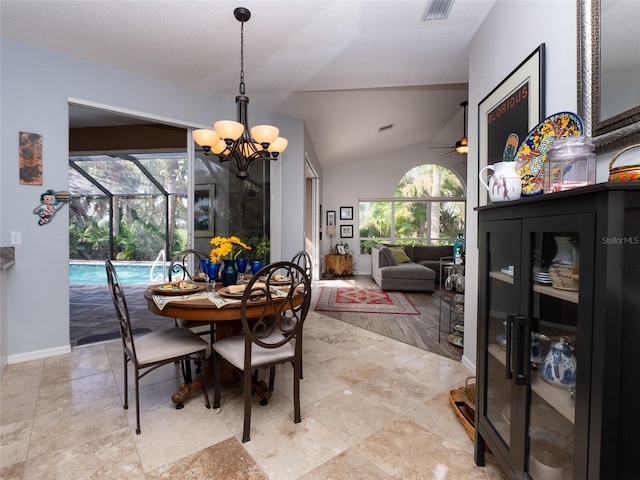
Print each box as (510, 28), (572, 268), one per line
(541, 337), (576, 388)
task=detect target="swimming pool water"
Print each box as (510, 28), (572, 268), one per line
(70, 263), (167, 285)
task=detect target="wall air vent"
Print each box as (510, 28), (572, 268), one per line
(422, 0), (454, 21)
(378, 124), (394, 133)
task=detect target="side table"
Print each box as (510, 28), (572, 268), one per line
(325, 254), (352, 276)
(438, 257), (464, 346)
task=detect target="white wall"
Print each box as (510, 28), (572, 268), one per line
(464, 0), (578, 372)
(0, 38), (304, 362)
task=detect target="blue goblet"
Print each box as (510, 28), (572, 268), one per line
(250, 260), (264, 275)
(236, 258), (248, 274)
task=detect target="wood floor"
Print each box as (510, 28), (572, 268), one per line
(71, 275), (463, 362)
(312, 276), (463, 361)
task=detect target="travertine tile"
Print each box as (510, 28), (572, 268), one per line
(242, 416), (349, 480)
(0, 419), (32, 469)
(2, 289), (507, 479)
(35, 371), (120, 416)
(353, 418), (507, 479)
(304, 389), (403, 445)
(146, 437), (267, 480)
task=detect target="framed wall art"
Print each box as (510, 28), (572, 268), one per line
(194, 183), (215, 236)
(326, 210), (336, 226)
(478, 44), (545, 206)
(340, 206), (353, 221)
(340, 224), (353, 238)
(19, 131), (43, 185)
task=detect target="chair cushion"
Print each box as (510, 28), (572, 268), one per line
(213, 332), (295, 369)
(389, 247), (411, 264)
(135, 328), (208, 365)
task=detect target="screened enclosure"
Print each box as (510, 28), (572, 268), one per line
(68, 150), (270, 262)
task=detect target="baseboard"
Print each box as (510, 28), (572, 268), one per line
(9, 344), (71, 364)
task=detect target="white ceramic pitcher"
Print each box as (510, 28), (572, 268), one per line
(478, 161), (522, 202)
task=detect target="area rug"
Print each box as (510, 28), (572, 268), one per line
(315, 285), (419, 315)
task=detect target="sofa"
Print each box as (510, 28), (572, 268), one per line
(371, 244), (453, 292)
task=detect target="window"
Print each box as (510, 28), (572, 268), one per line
(359, 164), (465, 254)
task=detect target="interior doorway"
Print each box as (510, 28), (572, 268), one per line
(68, 101), (190, 346)
(305, 158), (320, 279)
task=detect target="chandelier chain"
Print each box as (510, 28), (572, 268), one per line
(239, 21), (245, 95)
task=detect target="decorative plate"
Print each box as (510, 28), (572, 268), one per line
(149, 282), (203, 296)
(258, 276), (292, 285)
(515, 112), (583, 196)
(217, 289), (244, 298)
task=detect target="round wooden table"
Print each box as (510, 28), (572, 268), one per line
(144, 285), (298, 407)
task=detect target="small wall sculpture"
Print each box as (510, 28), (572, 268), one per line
(33, 190), (71, 225)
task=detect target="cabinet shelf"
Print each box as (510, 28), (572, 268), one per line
(488, 344), (575, 424)
(532, 283), (579, 303)
(489, 271), (514, 284)
(490, 271), (580, 303)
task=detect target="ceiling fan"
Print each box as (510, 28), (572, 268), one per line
(427, 100), (468, 157)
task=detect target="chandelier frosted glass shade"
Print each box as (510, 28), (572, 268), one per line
(192, 7), (288, 180)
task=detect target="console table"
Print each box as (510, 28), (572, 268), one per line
(325, 254), (352, 276)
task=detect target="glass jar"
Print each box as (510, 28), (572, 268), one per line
(544, 136), (596, 193)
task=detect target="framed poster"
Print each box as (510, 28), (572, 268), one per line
(478, 44), (545, 206)
(340, 206), (353, 221)
(326, 210), (336, 226)
(336, 245), (346, 255)
(19, 131), (43, 185)
(340, 224), (353, 238)
(194, 183), (215, 236)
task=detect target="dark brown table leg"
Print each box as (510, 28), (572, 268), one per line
(171, 320), (242, 407)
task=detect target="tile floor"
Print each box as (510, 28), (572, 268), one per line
(1, 288), (507, 479)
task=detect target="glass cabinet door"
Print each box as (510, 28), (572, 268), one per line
(523, 214), (594, 480)
(480, 220), (522, 460)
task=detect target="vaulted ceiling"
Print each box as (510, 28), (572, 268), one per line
(1, 0), (496, 170)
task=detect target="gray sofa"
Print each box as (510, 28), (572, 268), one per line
(371, 244), (453, 292)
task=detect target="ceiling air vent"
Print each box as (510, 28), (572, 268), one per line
(422, 0), (454, 21)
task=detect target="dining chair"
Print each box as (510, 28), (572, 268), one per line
(105, 260), (211, 434)
(290, 250), (313, 378)
(212, 261), (312, 442)
(291, 250), (313, 281)
(168, 249), (216, 375)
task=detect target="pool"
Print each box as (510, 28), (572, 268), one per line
(70, 262), (167, 285)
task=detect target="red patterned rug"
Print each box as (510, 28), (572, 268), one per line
(315, 285), (419, 315)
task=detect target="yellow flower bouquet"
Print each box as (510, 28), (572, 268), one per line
(209, 236), (251, 263)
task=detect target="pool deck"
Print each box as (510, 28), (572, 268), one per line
(70, 283), (174, 346)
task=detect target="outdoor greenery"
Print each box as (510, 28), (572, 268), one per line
(359, 164), (466, 254)
(68, 153), (189, 261)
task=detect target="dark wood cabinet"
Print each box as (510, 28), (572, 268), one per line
(475, 183), (640, 480)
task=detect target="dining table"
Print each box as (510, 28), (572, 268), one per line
(144, 281), (299, 408)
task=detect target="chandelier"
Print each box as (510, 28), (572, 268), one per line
(193, 7), (288, 181)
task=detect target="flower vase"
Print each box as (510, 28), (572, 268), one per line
(221, 259), (238, 286)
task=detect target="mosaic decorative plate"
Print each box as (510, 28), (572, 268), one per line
(515, 112), (583, 196)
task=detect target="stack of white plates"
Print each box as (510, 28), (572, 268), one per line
(533, 272), (552, 284)
(500, 266), (514, 276)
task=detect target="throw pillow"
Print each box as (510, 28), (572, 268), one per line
(389, 246), (411, 264)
